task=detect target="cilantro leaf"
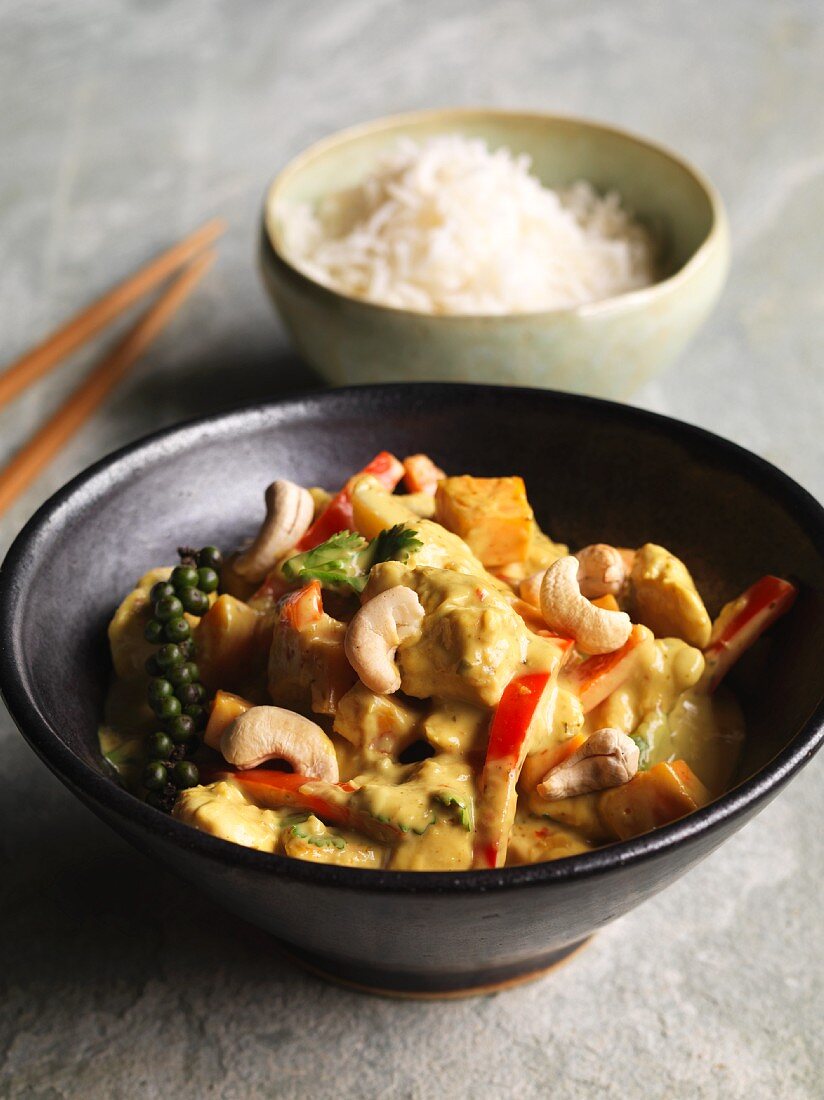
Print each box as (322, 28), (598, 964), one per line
(369, 524), (423, 567)
(282, 530), (370, 592)
(281, 524), (421, 594)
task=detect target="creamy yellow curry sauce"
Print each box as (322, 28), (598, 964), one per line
(100, 453), (796, 871)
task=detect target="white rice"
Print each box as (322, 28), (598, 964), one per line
(280, 134), (656, 315)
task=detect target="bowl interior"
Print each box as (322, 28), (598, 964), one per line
(3, 386), (823, 825)
(268, 110), (718, 286)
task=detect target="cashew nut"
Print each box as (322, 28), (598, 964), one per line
(220, 705), (339, 781)
(234, 480), (314, 583)
(540, 555), (632, 654)
(537, 727), (639, 799)
(344, 586), (425, 695)
(525, 546), (628, 607)
(575, 543), (627, 600)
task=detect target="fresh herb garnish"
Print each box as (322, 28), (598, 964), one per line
(282, 524), (422, 593)
(435, 790), (474, 831)
(289, 825), (346, 850)
(140, 545), (223, 811)
(370, 524), (423, 566)
(282, 531), (369, 591)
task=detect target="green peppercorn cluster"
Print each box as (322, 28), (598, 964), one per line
(141, 545), (222, 811)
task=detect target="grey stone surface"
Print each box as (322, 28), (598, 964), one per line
(1, 1), (822, 1097)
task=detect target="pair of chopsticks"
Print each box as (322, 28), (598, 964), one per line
(0, 218), (226, 517)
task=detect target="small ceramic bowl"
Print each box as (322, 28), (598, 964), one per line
(1, 385), (822, 998)
(261, 109), (729, 399)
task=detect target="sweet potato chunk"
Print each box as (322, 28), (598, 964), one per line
(435, 476), (533, 568)
(196, 595), (264, 694)
(599, 760), (711, 840)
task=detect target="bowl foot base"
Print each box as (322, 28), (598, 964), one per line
(277, 937), (592, 1000)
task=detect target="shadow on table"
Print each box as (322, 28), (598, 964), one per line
(111, 341), (326, 430)
(3, 781), (325, 1008)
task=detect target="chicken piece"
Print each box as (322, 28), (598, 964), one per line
(366, 563), (532, 707)
(435, 475), (534, 567)
(422, 700), (491, 755)
(630, 543), (712, 648)
(333, 681), (424, 755)
(281, 815), (383, 867)
(405, 518), (505, 582)
(267, 602), (355, 717)
(173, 781), (285, 853)
(584, 636), (704, 735)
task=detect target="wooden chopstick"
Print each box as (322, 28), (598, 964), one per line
(0, 217), (226, 412)
(0, 250), (215, 517)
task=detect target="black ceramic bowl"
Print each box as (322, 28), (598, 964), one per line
(1, 384), (823, 998)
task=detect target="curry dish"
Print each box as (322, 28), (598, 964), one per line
(101, 452), (796, 870)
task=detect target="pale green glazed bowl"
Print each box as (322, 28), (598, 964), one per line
(260, 109), (729, 398)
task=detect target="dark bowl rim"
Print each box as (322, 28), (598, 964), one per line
(1, 382), (823, 896)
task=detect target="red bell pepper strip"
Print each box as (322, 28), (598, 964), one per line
(472, 672), (552, 869)
(213, 769), (402, 845)
(402, 453), (445, 496)
(700, 575), (797, 692)
(277, 580), (324, 631)
(295, 451), (404, 551)
(561, 624), (652, 713)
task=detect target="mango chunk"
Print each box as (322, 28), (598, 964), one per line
(435, 475), (533, 568)
(599, 760), (711, 840)
(350, 475), (419, 540)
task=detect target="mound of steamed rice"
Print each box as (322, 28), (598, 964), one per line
(279, 134), (656, 316)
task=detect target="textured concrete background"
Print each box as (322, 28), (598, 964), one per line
(1, 1), (822, 1097)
